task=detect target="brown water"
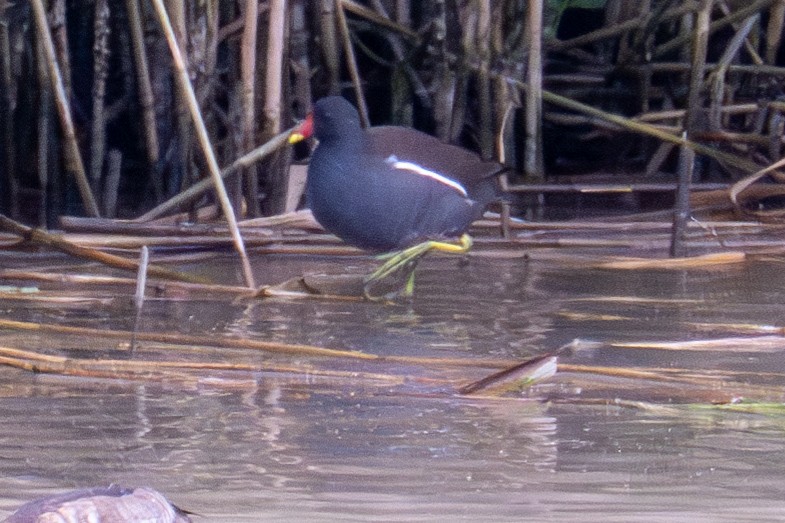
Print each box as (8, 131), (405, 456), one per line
(1, 250), (785, 521)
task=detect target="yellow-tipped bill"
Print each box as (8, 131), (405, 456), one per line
(289, 113), (314, 144)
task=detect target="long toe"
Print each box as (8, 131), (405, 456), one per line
(363, 258), (421, 301)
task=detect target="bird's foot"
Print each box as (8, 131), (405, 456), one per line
(362, 260), (419, 301)
(362, 234), (473, 301)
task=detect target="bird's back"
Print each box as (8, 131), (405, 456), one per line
(302, 96), (491, 252)
(306, 143), (477, 252)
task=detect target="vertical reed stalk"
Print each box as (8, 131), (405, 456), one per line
(50, 0), (72, 98)
(125, 0), (160, 168)
(370, 0), (427, 120)
(131, 244), (149, 352)
(395, 0), (408, 26)
(318, 0), (341, 95)
(431, 0), (454, 139)
(134, 245), (149, 310)
(671, 139), (695, 258)
(290, 0), (313, 114)
(166, 0), (191, 197)
(261, 0), (288, 215)
(30, 0), (101, 217)
(686, 0), (713, 135)
(241, 0), (260, 216)
(336, 0), (369, 126)
(477, 2), (494, 160)
(0, 15), (16, 217)
(766, 0), (785, 64)
(204, 0), (219, 98)
(150, 0), (256, 288)
(672, 0), (713, 257)
(90, 0), (111, 193)
(708, 14), (758, 131)
(35, 39), (52, 226)
(524, 0), (544, 181)
(103, 149), (122, 217)
(264, 0), (286, 139)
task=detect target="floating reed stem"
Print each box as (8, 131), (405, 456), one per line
(0, 317), (382, 360)
(0, 345), (405, 384)
(0, 214), (206, 284)
(0, 269), (250, 297)
(0, 317), (541, 371)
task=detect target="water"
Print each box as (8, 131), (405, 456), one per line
(1, 250), (785, 521)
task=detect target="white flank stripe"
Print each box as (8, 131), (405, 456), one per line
(390, 160), (468, 197)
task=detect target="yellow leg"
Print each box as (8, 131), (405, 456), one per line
(363, 234), (473, 300)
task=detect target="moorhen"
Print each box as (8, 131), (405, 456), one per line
(289, 96), (505, 299)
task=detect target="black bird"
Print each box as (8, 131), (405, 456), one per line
(289, 96), (504, 299)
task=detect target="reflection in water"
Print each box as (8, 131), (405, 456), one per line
(0, 378), (559, 520)
(1, 254), (785, 520)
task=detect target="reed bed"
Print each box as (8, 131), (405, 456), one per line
(3, 1), (785, 229)
(3, 1), (785, 408)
